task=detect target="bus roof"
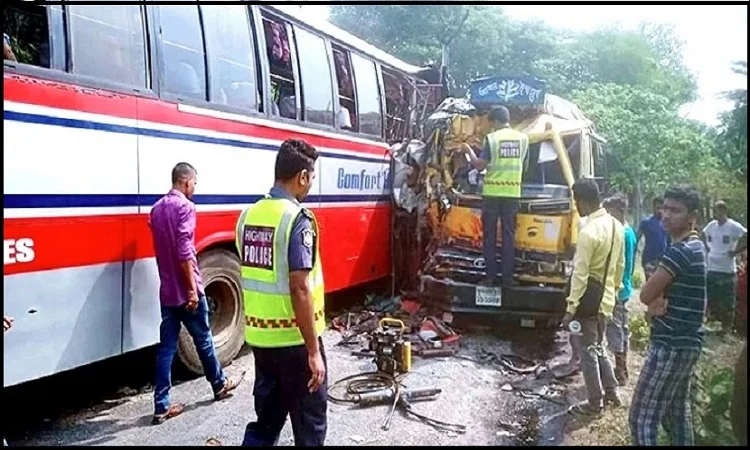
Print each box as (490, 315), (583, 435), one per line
(265, 5), (424, 76)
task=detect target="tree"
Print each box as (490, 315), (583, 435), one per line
(716, 61), (747, 179)
(329, 5), (743, 221)
(637, 22), (697, 106)
(331, 7), (696, 104)
(329, 5), (560, 93)
(570, 83), (718, 219)
(541, 23), (696, 106)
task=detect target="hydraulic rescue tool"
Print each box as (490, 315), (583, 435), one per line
(328, 317), (466, 433)
(369, 318), (412, 375)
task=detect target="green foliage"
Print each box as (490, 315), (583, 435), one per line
(330, 7), (698, 105)
(329, 5), (745, 221)
(569, 83), (716, 197)
(541, 24), (696, 106)
(330, 4), (493, 92)
(692, 349), (738, 446)
(629, 313), (650, 352)
(626, 322), (738, 445)
(716, 61), (747, 180)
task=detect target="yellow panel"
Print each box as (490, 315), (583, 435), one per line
(429, 204), (571, 254)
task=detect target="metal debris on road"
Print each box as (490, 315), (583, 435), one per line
(416, 348), (456, 358)
(517, 389), (567, 406)
(331, 297), (462, 359)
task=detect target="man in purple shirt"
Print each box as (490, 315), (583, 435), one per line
(148, 162), (242, 425)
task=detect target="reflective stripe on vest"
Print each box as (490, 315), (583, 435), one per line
(483, 128), (528, 198)
(236, 198), (325, 348)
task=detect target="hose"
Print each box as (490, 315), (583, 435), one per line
(327, 371), (466, 434)
(328, 371), (402, 431)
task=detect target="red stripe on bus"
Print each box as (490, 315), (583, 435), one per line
(3, 206), (391, 292)
(4, 74), (388, 157)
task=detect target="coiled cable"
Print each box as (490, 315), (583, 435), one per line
(327, 371), (466, 433)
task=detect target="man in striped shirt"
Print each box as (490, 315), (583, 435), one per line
(629, 185), (706, 446)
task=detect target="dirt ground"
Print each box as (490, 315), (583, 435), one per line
(563, 296), (744, 446)
(5, 322), (582, 447)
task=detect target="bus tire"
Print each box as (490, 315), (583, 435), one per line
(177, 248), (246, 376)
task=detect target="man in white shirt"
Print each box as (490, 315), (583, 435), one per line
(702, 200), (747, 332)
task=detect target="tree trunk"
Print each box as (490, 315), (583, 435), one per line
(635, 174), (643, 224)
(441, 43), (449, 76)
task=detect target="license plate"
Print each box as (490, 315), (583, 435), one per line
(475, 286), (502, 307)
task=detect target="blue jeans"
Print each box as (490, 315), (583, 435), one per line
(154, 295), (226, 415)
(481, 197), (518, 286)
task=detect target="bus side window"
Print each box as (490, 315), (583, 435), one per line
(68, 5), (148, 89)
(382, 69), (414, 143)
(262, 15), (297, 120)
(293, 26), (335, 127)
(331, 44), (357, 131)
(157, 5), (207, 102)
(4, 3), (52, 68)
(201, 4), (259, 112)
(351, 53), (383, 138)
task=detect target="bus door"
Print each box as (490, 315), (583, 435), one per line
(3, 4), (143, 384)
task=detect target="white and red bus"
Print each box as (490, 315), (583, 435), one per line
(3, 3), (431, 386)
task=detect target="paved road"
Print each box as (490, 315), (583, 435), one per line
(6, 326), (577, 446)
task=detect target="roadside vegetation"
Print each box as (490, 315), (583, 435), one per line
(565, 297), (742, 446)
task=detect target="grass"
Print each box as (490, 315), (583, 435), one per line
(563, 294), (744, 446)
(692, 334), (743, 446)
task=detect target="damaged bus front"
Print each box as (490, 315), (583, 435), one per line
(393, 76), (607, 327)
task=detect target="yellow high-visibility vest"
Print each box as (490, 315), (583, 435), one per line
(483, 127), (529, 198)
(235, 197), (325, 348)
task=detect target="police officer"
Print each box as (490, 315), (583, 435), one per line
(461, 106), (529, 287)
(238, 139), (327, 447)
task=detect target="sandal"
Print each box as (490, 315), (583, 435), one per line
(214, 371), (246, 401)
(570, 402), (603, 417)
(152, 403), (186, 425)
(604, 393), (622, 408)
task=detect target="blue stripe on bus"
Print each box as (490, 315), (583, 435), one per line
(3, 111), (389, 164)
(3, 194), (391, 209)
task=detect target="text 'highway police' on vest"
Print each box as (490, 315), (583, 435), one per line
(235, 198), (325, 348)
(483, 127), (529, 198)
